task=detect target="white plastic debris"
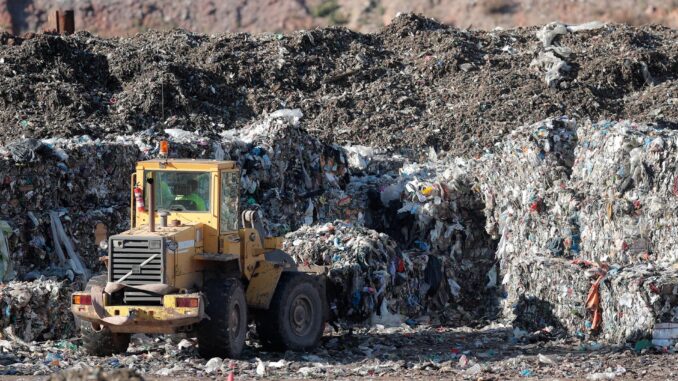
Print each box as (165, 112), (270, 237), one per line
(255, 357), (266, 376)
(205, 357), (223, 374)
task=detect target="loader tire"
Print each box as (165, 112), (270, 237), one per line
(74, 274), (107, 331)
(256, 273), (324, 351)
(197, 278), (247, 359)
(78, 273), (131, 356)
(81, 321), (131, 356)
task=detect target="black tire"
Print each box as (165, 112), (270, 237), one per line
(81, 321), (131, 356)
(80, 274), (130, 356)
(197, 278), (247, 359)
(256, 273), (324, 351)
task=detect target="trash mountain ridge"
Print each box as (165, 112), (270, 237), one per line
(0, 13), (675, 155)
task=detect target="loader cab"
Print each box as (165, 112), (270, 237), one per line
(132, 159), (240, 255)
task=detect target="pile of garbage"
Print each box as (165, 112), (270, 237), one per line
(220, 109), (349, 235)
(0, 278), (76, 342)
(0, 138), (138, 278)
(285, 220), (486, 326)
(284, 222), (406, 324)
(0, 15), (675, 155)
(0, 108), (353, 343)
(284, 165), (497, 325)
(475, 118), (678, 343)
(336, 152), (500, 322)
(0, 109), (351, 280)
(304, 116), (678, 342)
(0, 15), (676, 348)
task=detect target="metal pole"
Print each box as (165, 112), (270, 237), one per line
(147, 178), (155, 232)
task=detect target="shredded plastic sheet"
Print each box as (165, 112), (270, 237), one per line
(49, 212), (90, 281)
(532, 22), (606, 88)
(0, 221), (13, 282)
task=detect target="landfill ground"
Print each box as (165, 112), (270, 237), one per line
(0, 325), (676, 380)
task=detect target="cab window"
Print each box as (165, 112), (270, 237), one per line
(145, 171), (211, 212)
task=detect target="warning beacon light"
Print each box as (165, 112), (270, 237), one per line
(159, 140), (169, 157)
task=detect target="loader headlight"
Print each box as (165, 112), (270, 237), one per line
(166, 240), (178, 251)
(113, 240), (123, 248)
(99, 240), (108, 251)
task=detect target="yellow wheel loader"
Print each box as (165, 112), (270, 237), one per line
(71, 156), (327, 358)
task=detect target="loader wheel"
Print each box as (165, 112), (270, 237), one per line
(78, 274), (131, 356)
(81, 321), (131, 356)
(256, 273), (324, 351)
(74, 274), (107, 331)
(197, 278), (247, 359)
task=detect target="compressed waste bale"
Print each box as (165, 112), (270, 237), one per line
(505, 255), (678, 344)
(284, 221), (406, 323)
(600, 264), (678, 343)
(478, 118), (678, 267)
(220, 109), (350, 235)
(0, 278), (75, 342)
(504, 255), (609, 338)
(573, 121), (678, 267)
(475, 118), (678, 343)
(284, 220), (486, 327)
(0, 138), (138, 278)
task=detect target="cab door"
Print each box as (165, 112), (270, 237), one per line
(219, 170), (240, 255)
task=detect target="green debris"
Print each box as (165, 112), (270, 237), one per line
(634, 339), (652, 352)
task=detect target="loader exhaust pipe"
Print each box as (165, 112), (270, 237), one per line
(159, 211), (169, 228)
(147, 178), (155, 232)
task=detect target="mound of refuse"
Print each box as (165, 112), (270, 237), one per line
(284, 220), (481, 327)
(0, 109), (351, 281)
(0, 14), (675, 155)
